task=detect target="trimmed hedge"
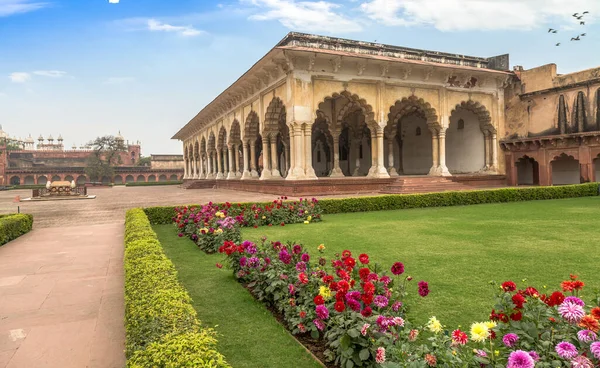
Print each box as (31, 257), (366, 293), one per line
(125, 181), (182, 187)
(143, 183), (600, 225)
(0, 214), (33, 246)
(124, 209), (230, 367)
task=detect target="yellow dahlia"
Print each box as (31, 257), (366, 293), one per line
(319, 286), (332, 300)
(427, 316), (443, 334)
(470, 322), (490, 342)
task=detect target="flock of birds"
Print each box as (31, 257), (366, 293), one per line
(549, 11), (589, 46)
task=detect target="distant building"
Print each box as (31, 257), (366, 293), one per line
(0, 127), (183, 185)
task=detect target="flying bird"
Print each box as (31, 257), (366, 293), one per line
(581, 33), (587, 36)
(571, 36), (581, 41)
(580, 21), (585, 25)
(573, 13), (579, 17)
(556, 43), (561, 46)
(548, 28), (556, 32)
(577, 16), (584, 20)
(583, 11), (589, 14)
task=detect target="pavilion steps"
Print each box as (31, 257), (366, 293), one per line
(181, 179), (216, 189)
(380, 176), (473, 194)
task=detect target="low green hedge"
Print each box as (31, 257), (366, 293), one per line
(8, 185), (45, 190)
(125, 181), (182, 187)
(0, 214), (33, 246)
(143, 183), (599, 225)
(124, 209), (229, 367)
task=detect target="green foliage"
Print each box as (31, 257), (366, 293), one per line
(317, 183), (600, 214)
(0, 214), (33, 246)
(125, 181), (182, 187)
(143, 184), (599, 225)
(135, 156), (152, 167)
(85, 135), (126, 181)
(124, 209), (230, 367)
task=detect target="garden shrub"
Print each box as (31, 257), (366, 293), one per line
(0, 213), (33, 246)
(124, 208), (229, 367)
(144, 184), (600, 225)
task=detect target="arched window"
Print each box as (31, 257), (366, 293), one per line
(558, 95), (568, 134)
(416, 127), (422, 136)
(457, 119), (465, 130)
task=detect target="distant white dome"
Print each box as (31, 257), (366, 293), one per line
(25, 134), (34, 143)
(0, 125), (7, 139)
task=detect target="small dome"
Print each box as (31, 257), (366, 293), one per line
(58, 134), (63, 141)
(25, 134), (34, 143)
(0, 125), (7, 139)
(48, 134), (54, 140)
(115, 131), (124, 141)
(38, 134), (44, 141)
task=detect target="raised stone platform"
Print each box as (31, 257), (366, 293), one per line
(183, 175), (507, 196)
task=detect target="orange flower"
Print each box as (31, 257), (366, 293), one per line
(591, 307), (600, 320)
(579, 315), (600, 332)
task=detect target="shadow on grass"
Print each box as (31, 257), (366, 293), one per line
(154, 225), (323, 368)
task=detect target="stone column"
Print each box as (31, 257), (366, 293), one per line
(270, 137), (281, 178)
(216, 148), (224, 179)
(260, 138), (271, 180)
(250, 140), (258, 178)
(241, 142), (251, 179)
(491, 133), (498, 172)
(289, 125), (306, 179)
(199, 156), (204, 179)
(428, 128), (440, 176)
(371, 130), (390, 178)
(285, 142), (291, 178)
(330, 135), (343, 177)
(192, 157), (198, 179)
(482, 131), (490, 171)
(438, 128), (451, 176)
(352, 139), (361, 176)
(288, 133), (296, 178)
(234, 144), (241, 177)
(227, 145), (235, 179)
(183, 159), (188, 179)
(387, 138), (398, 176)
(304, 124), (317, 179)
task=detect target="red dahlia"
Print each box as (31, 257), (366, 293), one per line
(359, 268), (370, 281)
(501, 281), (517, 292)
(361, 306), (372, 317)
(344, 257), (356, 268)
(451, 329), (468, 345)
(359, 254), (369, 264)
(391, 262), (405, 275)
(591, 307), (600, 320)
(334, 301), (345, 312)
(512, 294), (526, 309)
(314, 295), (325, 305)
(510, 311), (522, 321)
(342, 250), (352, 259)
(363, 281), (375, 294)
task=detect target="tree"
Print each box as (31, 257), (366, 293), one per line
(135, 156), (152, 167)
(84, 135), (126, 182)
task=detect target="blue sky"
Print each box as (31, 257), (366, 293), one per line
(1, 0), (598, 154)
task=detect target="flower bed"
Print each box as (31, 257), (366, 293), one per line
(124, 209), (230, 367)
(173, 197), (322, 253)
(0, 213), (33, 246)
(216, 236), (600, 367)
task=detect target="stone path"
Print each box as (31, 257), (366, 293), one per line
(0, 224), (125, 368)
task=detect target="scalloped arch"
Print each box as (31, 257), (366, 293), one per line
(451, 100), (494, 132)
(229, 119), (242, 145)
(244, 111), (260, 141)
(208, 131), (216, 151)
(217, 126), (227, 149)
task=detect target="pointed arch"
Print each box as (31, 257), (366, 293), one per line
(264, 97), (286, 135)
(217, 126), (227, 149)
(334, 91), (376, 131)
(450, 100), (493, 133)
(200, 136), (207, 154)
(208, 131), (216, 152)
(244, 111), (260, 142)
(229, 119), (242, 145)
(558, 94), (568, 134)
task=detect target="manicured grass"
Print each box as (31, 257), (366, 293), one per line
(242, 197), (600, 329)
(154, 225), (323, 368)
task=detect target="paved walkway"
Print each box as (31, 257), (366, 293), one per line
(0, 223), (125, 368)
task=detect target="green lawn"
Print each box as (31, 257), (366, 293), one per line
(154, 225), (322, 368)
(242, 197), (600, 329)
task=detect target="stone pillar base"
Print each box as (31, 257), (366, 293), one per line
(250, 170), (259, 178)
(241, 171), (252, 180)
(388, 168), (399, 177)
(329, 168), (344, 178)
(259, 170), (272, 180)
(367, 165), (390, 178)
(305, 168), (318, 180)
(216, 173), (224, 179)
(429, 165), (451, 176)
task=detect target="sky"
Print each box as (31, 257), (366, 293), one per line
(1, 0), (599, 155)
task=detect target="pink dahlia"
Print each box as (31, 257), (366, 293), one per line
(559, 301), (585, 324)
(313, 318), (325, 331)
(507, 350), (534, 368)
(571, 355), (593, 368)
(590, 341), (600, 359)
(577, 329), (598, 343)
(555, 341), (578, 359)
(391, 262), (404, 275)
(375, 347), (386, 364)
(564, 296), (585, 306)
(315, 305), (329, 320)
(361, 323), (370, 336)
(373, 295), (389, 308)
(502, 333), (519, 348)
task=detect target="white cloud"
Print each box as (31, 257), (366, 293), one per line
(147, 19), (205, 36)
(109, 0), (119, 3)
(104, 77), (135, 85)
(32, 70), (67, 78)
(0, 0), (48, 17)
(9, 72), (31, 83)
(359, 0), (600, 31)
(244, 0), (363, 33)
